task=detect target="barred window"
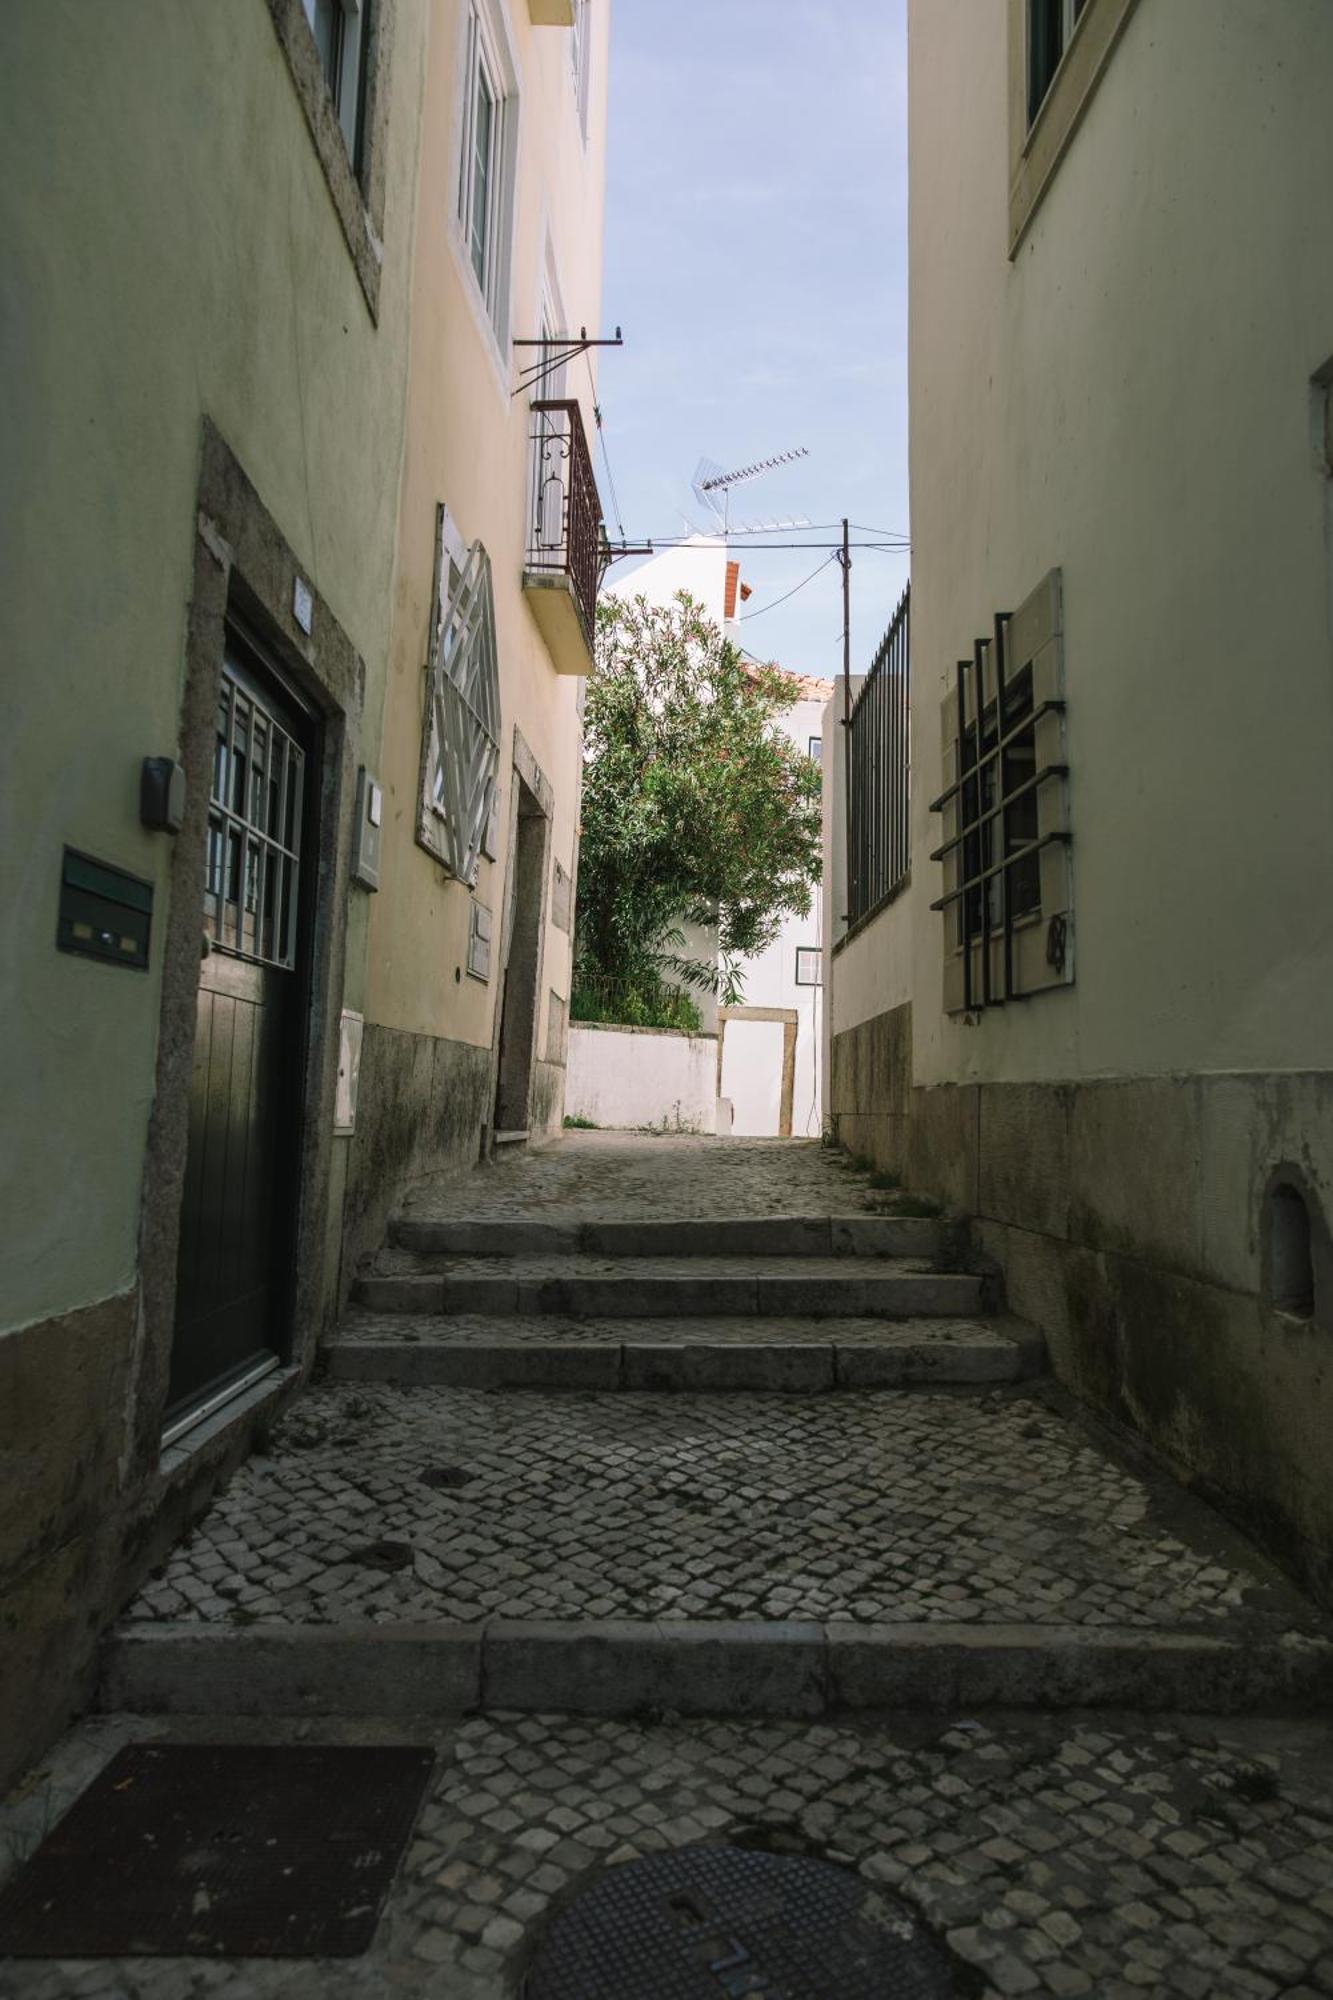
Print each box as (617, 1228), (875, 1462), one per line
(416, 510), (501, 887)
(931, 569), (1073, 1011)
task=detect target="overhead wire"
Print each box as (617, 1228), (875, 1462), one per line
(739, 553), (839, 622)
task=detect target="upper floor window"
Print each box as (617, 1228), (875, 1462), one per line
(1028, 0), (1090, 124)
(571, 0), (592, 138)
(459, 1), (516, 328)
(303, 0), (371, 172)
(1009, 0), (1140, 253)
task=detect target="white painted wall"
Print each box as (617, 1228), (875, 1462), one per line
(567, 1023), (718, 1133)
(836, 0), (1333, 1089)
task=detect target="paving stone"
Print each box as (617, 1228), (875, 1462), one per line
(115, 1382), (1318, 1637)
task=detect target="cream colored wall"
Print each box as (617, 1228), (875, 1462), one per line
(368, 0), (610, 1068)
(902, 0), (1333, 1087)
(0, 0), (426, 1335)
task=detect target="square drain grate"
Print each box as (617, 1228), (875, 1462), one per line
(0, 1742), (434, 1959)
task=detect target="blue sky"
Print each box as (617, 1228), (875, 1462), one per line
(597, 0), (909, 678)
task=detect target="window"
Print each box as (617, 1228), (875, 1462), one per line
(931, 570), (1072, 1011)
(458, 2), (515, 326)
(417, 509), (501, 886)
(795, 948), (822, 988)
(1027, 0), (1088, 127)
(303, 0), (371, 171)
(807, 734), (822, 761)
(570, 0), (592, 137)
(467, 898), (493, 982)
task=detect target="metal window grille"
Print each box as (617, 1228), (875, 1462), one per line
(205, 662), (305, 969)
(846, 581), (910, 929)
(417, 519), (501, 887)
(928, 609), (1070, 1009)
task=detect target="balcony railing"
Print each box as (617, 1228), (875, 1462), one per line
(526, 399), (603, 653)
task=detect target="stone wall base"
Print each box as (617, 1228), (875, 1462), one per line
(830, 1003), (1333, 1608)
(340, 1023), (494, 1297)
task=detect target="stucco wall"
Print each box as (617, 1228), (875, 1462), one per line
(364, 0), (610, 1094)
(0, 0), (425, 1339)
(567, 1023), (718, 1135)
(903, 0), (1333, 1088)
(0, 0), (426, 1791)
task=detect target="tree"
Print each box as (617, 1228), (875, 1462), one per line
(576, 590), (822, 998)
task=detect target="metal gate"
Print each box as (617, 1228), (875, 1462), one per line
(166, 636), (314, 1431)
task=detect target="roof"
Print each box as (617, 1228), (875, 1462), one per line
(741, 658), (835, 705)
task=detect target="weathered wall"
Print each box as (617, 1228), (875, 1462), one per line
(340, 1024), (493, 1290)
(361, 0), (611, 1230)
(0, 0), (426, 1788)
(831, 1009), (1333, 1607)
(567, 1024), (718, 1135)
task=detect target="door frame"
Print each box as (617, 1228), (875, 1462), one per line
(129, 419), (369, 1474)
(716, 1005), (799, 1139)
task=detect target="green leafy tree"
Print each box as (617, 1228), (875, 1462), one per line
(576, 590), (822, 998)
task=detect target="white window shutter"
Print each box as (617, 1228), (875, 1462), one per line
(417, 514), (501, 886)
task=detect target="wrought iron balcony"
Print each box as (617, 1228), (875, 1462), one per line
(523, 398), (604, 676)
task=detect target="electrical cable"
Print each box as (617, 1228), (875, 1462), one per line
(739, 554), (839, 622)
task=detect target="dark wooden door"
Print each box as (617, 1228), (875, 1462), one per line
(167, 639), (313, 1425)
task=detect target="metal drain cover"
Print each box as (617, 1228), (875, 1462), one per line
(525, 1844), (967, 1999)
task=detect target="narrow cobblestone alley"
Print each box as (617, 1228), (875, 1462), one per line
(2, 1137), (1332, 1998)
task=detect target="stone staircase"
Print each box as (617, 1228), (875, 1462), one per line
(100, 1139), (1333, 1725)
(329, 1205), (1045, 1391)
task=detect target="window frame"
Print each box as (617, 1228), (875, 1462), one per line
(303, 0), (372, 172)
(1007, 0), (1141, 256)
(570, 0), (592, 140)
(266, 0), (391, 319)
(794, 947), (823, 989)
(457, 0), (518, 340)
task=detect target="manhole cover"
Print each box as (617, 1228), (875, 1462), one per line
(0, 1743), (433, 1958)
(524, 1844), (970, 1999)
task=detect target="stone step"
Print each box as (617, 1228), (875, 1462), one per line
(99, 1618), (1333, 1722)
(324, 1312), (1044, 1389)
(105, 1381), (1331, 1722)
(388, 1213), (949, 1260)
(354, 1255), (989, 1319)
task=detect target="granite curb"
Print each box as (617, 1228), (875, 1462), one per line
(99, 1618), (1333, 1720)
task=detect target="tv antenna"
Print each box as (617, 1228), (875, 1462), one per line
(691, 446), (810, 533)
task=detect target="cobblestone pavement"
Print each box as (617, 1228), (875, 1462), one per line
(4, 1707), (1333, 1999)
(403, 1133), (891, 1223)
(336, 1310), (1020, 1349)
(122, 1382), (1312, 1633)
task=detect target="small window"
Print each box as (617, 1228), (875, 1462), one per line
(303, 0), (372, 171)
(808, 735), (822, 761)
(458, 3), (515, 325)
(795, 948), (822, 988)
(1028, 0), (1089, 126)
(570, 0), (592, 137)
(467, 898), (493, 982)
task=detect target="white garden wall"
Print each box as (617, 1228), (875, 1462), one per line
(566, 1023), (718, 1134)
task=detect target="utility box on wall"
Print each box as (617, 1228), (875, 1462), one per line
(56, 849), (153, 971)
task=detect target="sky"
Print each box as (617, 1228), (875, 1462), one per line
(595, 0), (909, 681)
